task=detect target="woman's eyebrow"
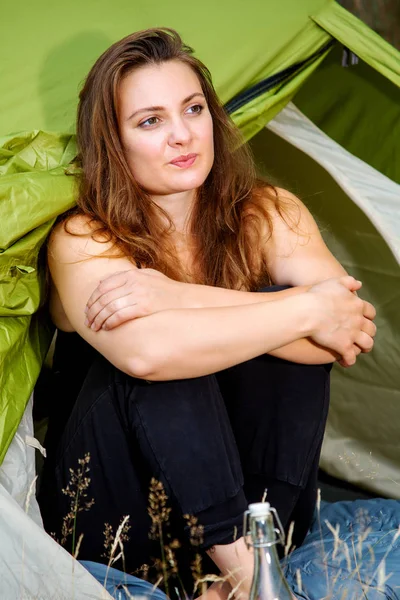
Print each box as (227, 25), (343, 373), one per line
(126, 92), (205, 121)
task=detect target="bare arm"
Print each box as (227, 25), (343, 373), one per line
(264, 188), (348, 286)
(48, 220), (315, 378)
(83, 188), (350, 364)
(48, 217), (373, 379)
(174, 283), (340, 364)
(84, 275), (337, 364)
(49, 284), (74, 332)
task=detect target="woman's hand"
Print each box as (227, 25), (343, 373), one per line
(84, 268), (186, 331)
(307, 276), (377, 366)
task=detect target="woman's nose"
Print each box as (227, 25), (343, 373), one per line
(168, 118), (192, 146)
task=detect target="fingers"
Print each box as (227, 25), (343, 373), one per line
(85, 287), (133, 326)
(339, 334), (373, 368)
(338, 344), (362, 368)
(362, 300), (376, 321)
(338, 315), (376, 368)
(86, 294), (137, 331)
(86, 270), (133, 310)
(361, 318), (377, 339)
(354, 330), (374, 354)
(340, 348), (357, 367)
(101, 306), (142, 331)
(339, 275), (362, 293)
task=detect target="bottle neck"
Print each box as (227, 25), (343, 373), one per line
(250, 512), (278, 548)
(251, 512), (283, 574)
(249, 512), (293, 600)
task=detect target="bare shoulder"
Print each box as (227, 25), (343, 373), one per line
(48, 214), (113, 266)
(254, 185), (345, 285)
(256, 185), (311, 230)
(45, 213), (144, 373)
(255, 185), (321, 248)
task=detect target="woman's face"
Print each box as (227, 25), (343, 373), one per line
(118, 60), (214, 196)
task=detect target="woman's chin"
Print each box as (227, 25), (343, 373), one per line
(168, 174), (207, 193)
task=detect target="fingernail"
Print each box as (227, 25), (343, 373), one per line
(84, 306), (88, 314)
(84, 318), (89, 327)
(91, 323), (97, 330)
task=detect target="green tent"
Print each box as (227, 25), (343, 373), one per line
(0, 0), (399, 596)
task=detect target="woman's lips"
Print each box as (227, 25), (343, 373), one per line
(170, 154), (197, 168)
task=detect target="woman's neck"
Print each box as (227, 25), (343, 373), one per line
(151, 188), (196, 236)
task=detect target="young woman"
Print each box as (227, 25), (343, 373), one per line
(39, 28), (376, 599)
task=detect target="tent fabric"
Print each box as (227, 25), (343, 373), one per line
(264, 104), (400, 497)
(0, 483), (113, 600)
(0, 396), (113, 600)
(311, 1), (400, 87)
(250, 121), (400, 498)
(294, 44), (400, 185)
(267, 102), (400, 263)
(0, 131), (77, 464)
(0, 395), (42, 527)
(225, 23), (334, 141)
(0, 0), (334, 136)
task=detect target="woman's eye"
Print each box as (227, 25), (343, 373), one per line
(187, 104), (203, 114)
(139, 116), (159, 128)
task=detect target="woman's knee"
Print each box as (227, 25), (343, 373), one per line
(129, 374), (245, 515)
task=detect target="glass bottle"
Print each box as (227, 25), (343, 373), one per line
(243, 502), (294, 600)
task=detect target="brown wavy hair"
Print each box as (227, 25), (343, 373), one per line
(69, 27), (290, 290)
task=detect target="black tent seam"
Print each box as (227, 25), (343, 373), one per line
(224, 39), (335, 115)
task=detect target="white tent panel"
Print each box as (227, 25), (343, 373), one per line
(0, 398), (112, 600)
(256, 104), (400, 498)
(0, 396), (43, 528)
(267, 102), (400, 265)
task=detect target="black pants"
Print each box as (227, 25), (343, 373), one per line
(38, 286), (331, 579)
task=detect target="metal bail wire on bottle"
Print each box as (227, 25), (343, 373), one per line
(243, 502), (286, 548)
(246, 502), (294, 600)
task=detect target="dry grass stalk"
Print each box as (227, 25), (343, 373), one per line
(73, 533), (84, 560)
(284, 521), (295, 557)
(184, 513), (204, 547)
(295, 568), (302, 593)
(350, 536), (369, 599)
(102, 515), (131, 564)
(342, 541), (352, 573)
(316, 488), (331, 596)
(227, 574), (249, 600)
(102, 515), (131, 593)
(193, 568), (242, 595)
(356, 527), (372, 560)
(133, 563), (151, 581)
(324, 520), (340, 560)
(377, 560), (392, 591)
(147, 478), (187, 598)
(148, 478), (171, 540)
(312, 497), (400, 600)
(59, 453), (94, 554)
(365, 525), (400, 590)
